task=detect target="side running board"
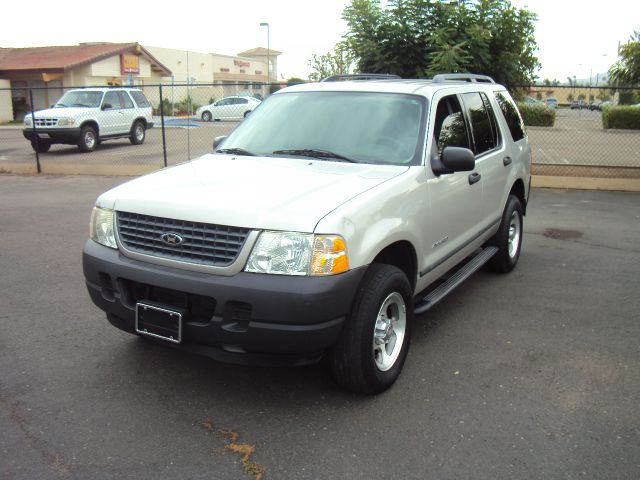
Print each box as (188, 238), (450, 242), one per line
(414, 247), (498, 315)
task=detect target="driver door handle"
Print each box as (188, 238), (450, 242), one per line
(468, 172), (481, 185)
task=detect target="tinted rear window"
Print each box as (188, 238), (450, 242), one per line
(463, 92), (498, 155)
(494, 92), (525, 142)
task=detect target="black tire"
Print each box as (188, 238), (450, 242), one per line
(202, 111), (212, 122)
(78, 125), (98, 152)
(129, 121), (146, 145)
(30, 138), (51, 153)
(329, 264), (413, 394)
(487, 195), (523, 273)
(243, 110), (250, 118)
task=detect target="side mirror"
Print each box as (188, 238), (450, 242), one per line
(441, 147), (475, 172)
(101, 103), (112, 111)
(213, 136), (227, 151)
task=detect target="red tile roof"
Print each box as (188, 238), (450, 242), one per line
(0, 43), (171, 75)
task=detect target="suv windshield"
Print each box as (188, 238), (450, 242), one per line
(219, 91), (426, 165)
(55, 91), (103, 108)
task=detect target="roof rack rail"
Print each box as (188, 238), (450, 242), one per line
(321, 73), (401, 82)
(432, 74), (495, 84)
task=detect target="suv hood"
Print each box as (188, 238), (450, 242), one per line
(29, 107), (92, 118)
(97, 154), (409, 232)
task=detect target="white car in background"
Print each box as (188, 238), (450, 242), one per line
(196, 96), (261, 122)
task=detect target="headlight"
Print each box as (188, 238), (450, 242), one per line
(24, 115), (32, 126)
(90, 207), (117, 249)
(245, 231), (348, 276)
(57, 118), (76, 126)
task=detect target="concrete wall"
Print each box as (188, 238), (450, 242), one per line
(0, 79), (13, 123)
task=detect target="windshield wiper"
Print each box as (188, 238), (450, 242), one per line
(55, 103), (66, 107)
(272, 149), (357, 163)
(216, 148), (256, 156)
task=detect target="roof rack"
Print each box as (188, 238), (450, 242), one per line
(321, 73), (401, 82)
(432, 74), (495, 84)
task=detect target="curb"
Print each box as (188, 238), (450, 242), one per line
(532, 176), (640, 192)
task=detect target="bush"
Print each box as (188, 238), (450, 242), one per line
(602, 105), (640, 129)
(154, 97), (173, 116)
(517, 103), (556, 127)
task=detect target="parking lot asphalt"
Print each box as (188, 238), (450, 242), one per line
(1, 174), (639, 479)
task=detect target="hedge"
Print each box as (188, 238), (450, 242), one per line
(516, 103), (556, 127)
(602, 105), (640, 130)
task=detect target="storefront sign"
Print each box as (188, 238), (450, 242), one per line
(234, 59), (250, 68)
(121, 54), (140, 74)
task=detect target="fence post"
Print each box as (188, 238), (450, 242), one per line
(28, 88), (41, 174)
(159, 84), (168, 168)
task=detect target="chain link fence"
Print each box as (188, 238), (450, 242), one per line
(0, 83), (638, 181)
(513, 85), (640, 179)
(0, 82), (282, 175)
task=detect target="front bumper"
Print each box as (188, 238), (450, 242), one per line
(23, 127), (82, 144)
(83, 240), (366, 366)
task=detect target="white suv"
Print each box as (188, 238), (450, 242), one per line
(23, 88), (153, 152)
(83, 74), (531, 394)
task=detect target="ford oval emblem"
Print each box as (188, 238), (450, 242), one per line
(161, 232), (184, 246)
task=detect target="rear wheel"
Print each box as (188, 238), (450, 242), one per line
(487, 195), (523, 273)
(30, 138), (51, 153)
(329, 264), (413, 394)
(78, 126), (97, 152)
(129, 121), (146, 145)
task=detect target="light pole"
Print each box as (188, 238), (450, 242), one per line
(260, 22), (270, 83)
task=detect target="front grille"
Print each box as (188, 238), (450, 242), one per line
(117, 211), (251, 267)
(34, 118), (58, 127)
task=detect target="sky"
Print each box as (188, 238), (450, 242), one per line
(1, 0), (638, 83)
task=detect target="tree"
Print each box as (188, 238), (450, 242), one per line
(308, 42), (355, 81)
(609, 30), (640, 86)
(339, 0), (540, 87)
(287, 77), (306, 86)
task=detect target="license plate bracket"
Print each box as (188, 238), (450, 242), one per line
(136, 302), (183, 344)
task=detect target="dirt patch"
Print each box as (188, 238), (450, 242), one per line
(542, 228), (583, 240)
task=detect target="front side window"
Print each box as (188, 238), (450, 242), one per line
(103, 92), (119, 109)
(219, 91), (427, 165)
(433, 95), (470, 156)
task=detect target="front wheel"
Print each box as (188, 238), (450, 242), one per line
(329, 264), (413, 394)
(202, 111), (212, 122)
(129, 121), (146, 145)
(78, 126), (97, 152)
(487, 195), (523, 273)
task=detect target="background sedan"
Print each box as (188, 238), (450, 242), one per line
(196, 96), (261, 121)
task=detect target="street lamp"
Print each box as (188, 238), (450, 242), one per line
(260, 22), (270, 82)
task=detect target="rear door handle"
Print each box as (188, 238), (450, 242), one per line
(503, 156), (513, 166)
(468, 172), (481, 185)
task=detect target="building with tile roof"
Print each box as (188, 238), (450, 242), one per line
(0, 42), (281, 121)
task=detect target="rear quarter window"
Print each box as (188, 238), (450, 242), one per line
(494, 91), (526, 142)
(130, 91), (150, 108)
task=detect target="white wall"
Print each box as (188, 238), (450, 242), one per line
(146, 46), (214, 83)
(0, 79), (13, 122)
